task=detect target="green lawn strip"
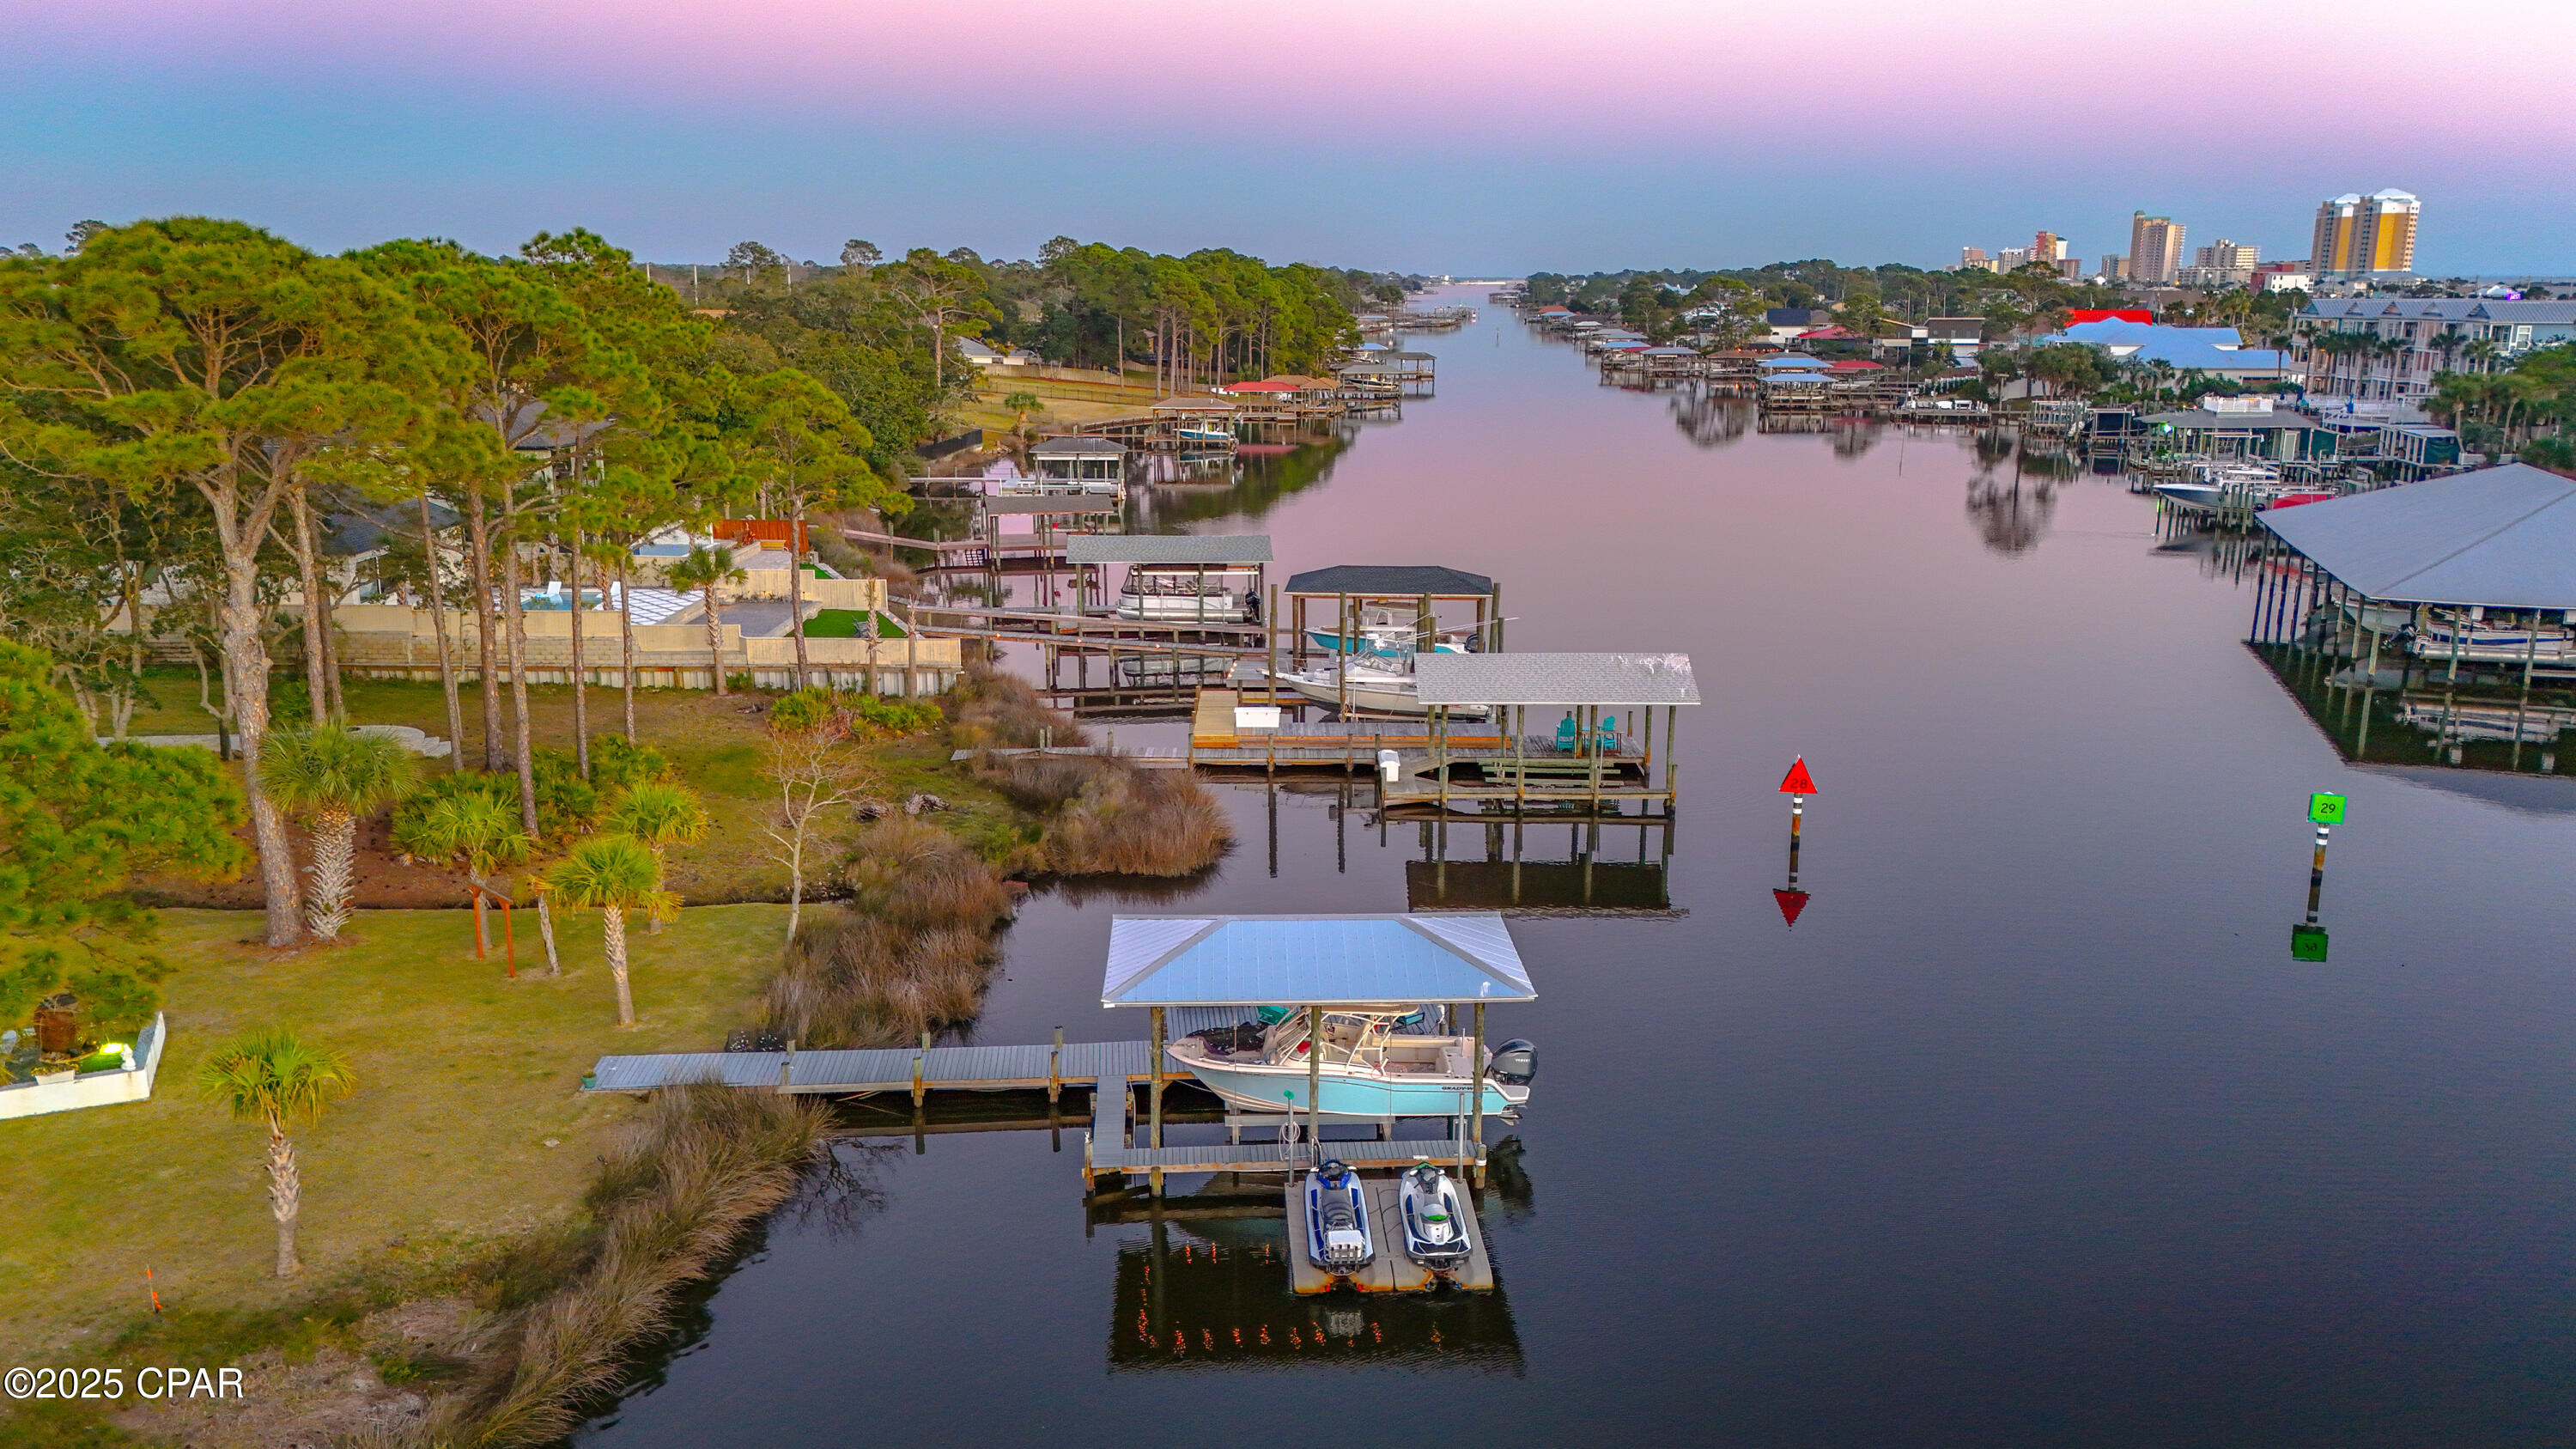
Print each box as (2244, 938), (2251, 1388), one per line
(801, 608), (908, 638)
(0, 904), (786, 1366)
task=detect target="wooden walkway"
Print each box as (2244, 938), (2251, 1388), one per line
(584, 1040), (1153, 1095)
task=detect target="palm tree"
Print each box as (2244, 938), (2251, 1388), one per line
(398, 790), (532, 957)
(603, 780), (708, 934)
(546, 834), (677, 1027)
(197, 1029), (356, 1278)
(261, 725), (420, 941)
(665, 544), (745, 696)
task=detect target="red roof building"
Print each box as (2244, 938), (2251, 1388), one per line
(2065, 308), (2153, 326)
(1795, 326), (1861, 341)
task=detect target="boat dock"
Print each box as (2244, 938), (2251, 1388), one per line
(1280, 1174), (1497, 1294)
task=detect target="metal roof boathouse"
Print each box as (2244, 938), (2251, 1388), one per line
(2257, 462), (2576, 693)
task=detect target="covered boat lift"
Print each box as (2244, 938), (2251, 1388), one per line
(1404, 651), (1700, 816)
(1101, 913), (1534, 1195)
(1065, 533), (1273, 624)
(2257, 463), (2576, 687)
(1284, 563), (1502, 665)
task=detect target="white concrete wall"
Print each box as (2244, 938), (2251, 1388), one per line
(0, 1012), (165, 1121)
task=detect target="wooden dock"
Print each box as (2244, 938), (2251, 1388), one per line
(1282, 1174), (1496, 1294)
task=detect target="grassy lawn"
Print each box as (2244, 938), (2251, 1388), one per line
(117, 671), (1016, 907)
(803, 608), (909, 639)
(0, 904), (787, 1362)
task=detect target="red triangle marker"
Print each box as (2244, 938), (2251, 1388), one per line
(1780, 758), (1816, 794)
(1773, 888), (1810, 927)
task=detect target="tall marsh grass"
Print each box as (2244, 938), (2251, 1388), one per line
(399, 1086), (824, 1448)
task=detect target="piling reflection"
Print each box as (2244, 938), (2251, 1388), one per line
(1669, 389), (1752, 448)
(1402, 813), (1678, 916)
(2250, 641), (2576, 779)
(1100, 1170), (1528, 1374)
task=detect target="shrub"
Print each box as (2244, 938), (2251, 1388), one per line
(392, 761), (595, 848)
(947, 667), (1080, 751)
(1042, 764), (1231, 877)
(757, 818), (1015, 1046)
(530, 751), (599, 834)
(768, 687), (838, 735)
(849, 696), (942, 737)
(588, 735), (671, 792)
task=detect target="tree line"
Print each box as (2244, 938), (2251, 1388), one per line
(684, 235), (1373, 398)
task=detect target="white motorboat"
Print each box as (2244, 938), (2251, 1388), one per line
(1169, 1009), (1531, 1121)
(2407, 607), (2576, 662)
(1262, 663), (1490, 718)
(1304, 1160), (1373, 1275)
(1306, 606), (1474, 658)
(1398, 1161), (1473, 1270)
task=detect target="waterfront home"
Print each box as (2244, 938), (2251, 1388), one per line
(2295, 297), (2576, 404)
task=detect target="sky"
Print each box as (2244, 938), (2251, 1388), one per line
(5, 0), (2571, 277)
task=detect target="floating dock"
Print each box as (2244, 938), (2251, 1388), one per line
(1282, 1174), (1496, 1294)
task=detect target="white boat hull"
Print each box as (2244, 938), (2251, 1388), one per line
(1266, 668), (1490, 719)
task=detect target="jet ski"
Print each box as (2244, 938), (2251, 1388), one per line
(1399, 1161), (1472, 1269)
(1304, 1160), (1373, 1274)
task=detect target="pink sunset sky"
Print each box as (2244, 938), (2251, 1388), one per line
(5, 0), (2569, 272)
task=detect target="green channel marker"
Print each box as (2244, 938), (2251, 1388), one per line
(2291, 923), (2330, 962)
(2308, 792), (2347, 825)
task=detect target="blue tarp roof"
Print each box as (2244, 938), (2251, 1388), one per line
(1102, 914), (1535, 1008)
(2259, 463), (2576, 608)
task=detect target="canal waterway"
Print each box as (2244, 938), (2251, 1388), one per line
(580, 288), (2576, 1446)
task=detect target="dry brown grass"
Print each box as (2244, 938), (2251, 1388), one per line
(948, 665), (1084, 751)
(759, 818), (1016, 1046)
(405, 1085), (826, 1449)
(1040, 760), (1232, 876)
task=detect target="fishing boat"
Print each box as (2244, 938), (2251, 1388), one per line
(1304, 1160), (1373, 1274)
(2406, 607), (2576, 662)
(1306, 606), (1476, 658)
(1398, 1161), (1473, 1269)
(1167, 1008), (1531, 1120)
(1262, 662), (1490, 718)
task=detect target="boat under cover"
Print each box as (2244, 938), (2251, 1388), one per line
(1169, 1010), (1528, 1120)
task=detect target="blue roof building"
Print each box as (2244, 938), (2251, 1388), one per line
(2035, 320), (2293, 381)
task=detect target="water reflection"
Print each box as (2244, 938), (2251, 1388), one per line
(1669, 389), (1752, 448)
(2251, 642), (2576, 782)
(1100, 1170), (1529, 1375)
(1963, 473), (2057, 555)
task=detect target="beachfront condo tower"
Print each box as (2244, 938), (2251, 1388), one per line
(2128, 212), (2186, 285)
(2310, 191), (2420, 279)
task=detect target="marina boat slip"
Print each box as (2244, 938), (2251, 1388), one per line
(1024, 435), (1130, 495)
(1062, 533), (1273, 624)
(1168, 1005), (1531, 1119)
(1307, 604), (1478, 657)
(1102, 912), (1538, 1129)
(2404, 607), (2576, 661)
(1265, 660), (1492, 718)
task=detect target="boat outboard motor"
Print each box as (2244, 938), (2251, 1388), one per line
(1488, 1038), (1537, 1087)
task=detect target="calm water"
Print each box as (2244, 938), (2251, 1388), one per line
(582, 289), (2576, 1446)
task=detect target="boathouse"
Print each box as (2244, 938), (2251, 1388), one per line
(1284, 563), (1502, 661)
(1028, 436), (1129, 490)
(1101, 912), (1535, 1195)
(1065, 533), (1272, 622)
(2142, 405), (2339, 462)
(2257, 462), (2576, 684)
(1400, 651), (1700, 815)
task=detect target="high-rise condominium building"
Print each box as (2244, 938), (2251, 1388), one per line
(2128, 212), (2186, 284)
(2193, 240), (2260, 271)
(1961, 247), (1991, 271)
(2033, 230), (2070, 263)
(2310, 191), (2419, 278)
(2099, 255), (2128, 280)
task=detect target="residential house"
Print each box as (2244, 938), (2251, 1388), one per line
(2295, 297), (2576, 402)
